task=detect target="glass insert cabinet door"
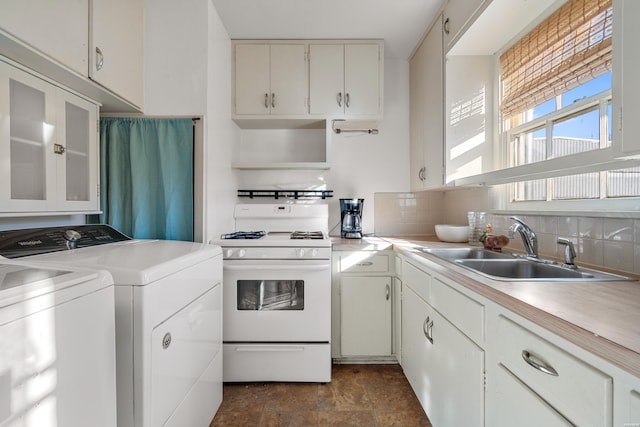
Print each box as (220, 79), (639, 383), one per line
(0, 64), (57, 211)
(237, 280), (305, 311)
(0, 60), (99, 213)
(56, 90), (98, 209)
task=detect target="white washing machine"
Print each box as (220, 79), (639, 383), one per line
(0, 261), (117, 427)
(0, 225), (223, 427)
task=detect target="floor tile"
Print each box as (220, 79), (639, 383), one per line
(210, 364), (431, 427)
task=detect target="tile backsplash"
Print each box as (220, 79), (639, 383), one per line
(374, 189), (640, 275)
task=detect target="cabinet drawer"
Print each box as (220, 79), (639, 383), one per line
(402, 260), (430, 302)
(431, 278), (484, 344)
(497, 316), (613, 427)
(339, 253), (389, 273)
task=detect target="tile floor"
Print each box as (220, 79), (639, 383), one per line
(210, 364), (431, 427)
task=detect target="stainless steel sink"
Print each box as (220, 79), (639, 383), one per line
(419, 247), (635, 282)
(454, 259), (634, 281)
(418, 247), (514, 261)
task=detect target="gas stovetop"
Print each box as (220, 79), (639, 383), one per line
(217, 231), (331, 249)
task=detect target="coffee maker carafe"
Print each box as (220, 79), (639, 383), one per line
(340, 198), (364, 239)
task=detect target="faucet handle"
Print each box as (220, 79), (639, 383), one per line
(557, 237), (577, 267)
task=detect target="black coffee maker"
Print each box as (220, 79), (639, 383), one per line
(340, 198), (364, 239)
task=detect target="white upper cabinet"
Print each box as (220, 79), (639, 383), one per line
(90, 0), (144, 109)
(309, 42), (383, 118)
(0, 0), (143, 112)
(0, 60), (99, 214)
(234, 43), (307, 116)
(0, 0), (88, 76)
(409, 18), (444, 191)
(443, 0), (488, 52)
(613, 0), (640, 158)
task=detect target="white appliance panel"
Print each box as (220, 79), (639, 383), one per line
(151, 284), (221, 427)
(223, 260), (330, 342)
(0, 225), (224, 427)
(223, 343), (331, 382)
(0, 264), (116, 427)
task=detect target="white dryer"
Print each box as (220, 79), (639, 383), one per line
(0, 261), (117, 427)
(0, 225), (223, 427)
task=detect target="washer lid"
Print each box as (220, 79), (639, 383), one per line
(0, 262), (113, 313)
(0, 264), (69, 291)
(27, 240), (221, 285)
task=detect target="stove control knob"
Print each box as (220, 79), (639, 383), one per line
(225, 249), (234, 258)
(311, 248), (319, 257)
(296, 249), (306, 258)
(238, 249), (247, 258)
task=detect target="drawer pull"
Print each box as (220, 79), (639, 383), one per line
(356, 261), (374, 267)
(522, 350), (558, 376)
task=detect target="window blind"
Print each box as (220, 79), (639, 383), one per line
(500, 0), (612, 117)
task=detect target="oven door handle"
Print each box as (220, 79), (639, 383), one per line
(224, 264), (331, 271)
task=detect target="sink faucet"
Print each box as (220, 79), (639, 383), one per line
(508, 216), (538, 258)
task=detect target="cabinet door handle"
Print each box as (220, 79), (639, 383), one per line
(264, 93), (269, 109)
(95, 46), (104, 71)
(345, 93), (350, 108)
(444, 17), (450, 35)
(356, 261), (374, 267)
(337, 92), (342, 107)
(271, 93), (275, 108)
(522, 350), (559, 376)
(423, 316), (433, 344)
(419, 167), (426, 181)
(385, 284), (390, 301)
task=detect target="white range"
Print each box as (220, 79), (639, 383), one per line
(214, 203), (332, 383)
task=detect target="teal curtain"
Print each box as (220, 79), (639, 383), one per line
(95, 117), (194, 241)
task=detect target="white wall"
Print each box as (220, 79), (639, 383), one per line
(145, 0), (239, 242)
(146, 2), (410, 237)
(205, 1), (241, 242)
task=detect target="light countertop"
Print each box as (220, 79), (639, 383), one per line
(333, 235), (640, 378)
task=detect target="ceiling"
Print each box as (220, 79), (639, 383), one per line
(210, 0), (447, 60)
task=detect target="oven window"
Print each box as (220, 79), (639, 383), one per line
(237, 280), (304, 311)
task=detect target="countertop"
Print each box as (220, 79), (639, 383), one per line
(332, 235), (640, 378)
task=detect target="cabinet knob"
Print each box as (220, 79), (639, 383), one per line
(54, 144), (66, 155)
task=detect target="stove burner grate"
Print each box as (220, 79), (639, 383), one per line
(221, 231), (265, 240)
(290, 231), (325, 240)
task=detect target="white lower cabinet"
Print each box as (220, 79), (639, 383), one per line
(395, 249), (640, 427)
(495, 315), (612, 426)
(401, 271), (484, 427)
(332, 250), (394, 360)
(492, 363), (574, 426)
(340, 276), (391, 356)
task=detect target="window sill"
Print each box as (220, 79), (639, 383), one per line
(453, 147), (640, 187)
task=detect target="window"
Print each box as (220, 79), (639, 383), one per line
(500, 0), (640, 203)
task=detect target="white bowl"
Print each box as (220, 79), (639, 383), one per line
(435, 224), (470, 243)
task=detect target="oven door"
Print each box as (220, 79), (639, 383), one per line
(223, 259), (331, 342)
